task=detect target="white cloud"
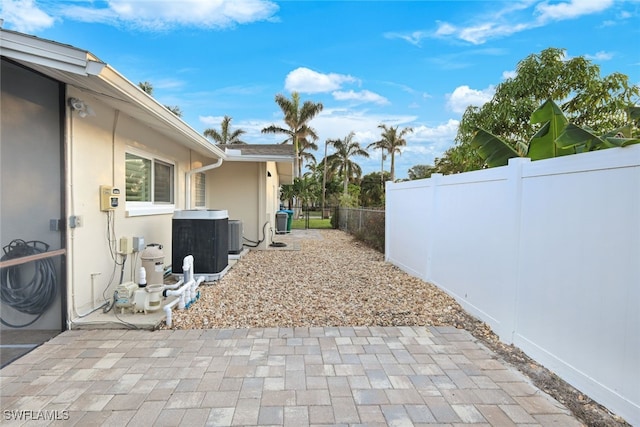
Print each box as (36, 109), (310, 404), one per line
(406, 119), (459, 157)
(313, 108), (408, 144)
(199, 115), (226, 127)
(446, 85), (494, 114)
(618, 10), (632, 19)
(535, 0), (614, 21)
(0, 0), (56, 32)
(585, 51), (614, 61)
(502, 70), (517, 79)
(382, 119), (460, 176)
(152, 78), (186, 90)
(457, 22), (532, 45)
(59, 0), (279, 31)
(284, 67), (358, 94)
(383, 30), (428, 46)
(411, 119), (459, 145)
(393, 0), (618, 46)
(332, 90), (389, 105)
(434, 22), (456, 37)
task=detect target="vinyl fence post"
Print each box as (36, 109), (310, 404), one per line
(504, 157), (529, 344)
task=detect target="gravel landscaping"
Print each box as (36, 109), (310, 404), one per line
(167, 229), (628, 426)
(170, 229), (466, 329)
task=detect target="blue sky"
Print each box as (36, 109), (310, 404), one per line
(2, 0), (639, 179)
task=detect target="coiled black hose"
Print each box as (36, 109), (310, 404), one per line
(0, 239), (57, 328)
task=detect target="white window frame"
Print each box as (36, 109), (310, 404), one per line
(125, 148), (176, 217)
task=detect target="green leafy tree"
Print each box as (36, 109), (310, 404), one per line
(298, 173), (320, 209)
(360, 171), (390, 206)
(261, 92), (324, 177)
(338, 184), (361, 208)
(473, 99), (640, 167)
(204, 115), (247, 144)
(407, 164), (436, 180)
(326, 132), (370, 195)
(432, 143), (484, 175)
(444, 47), (639, 172)
(371, 124), (413, 182)
(317, 156), (343, 207)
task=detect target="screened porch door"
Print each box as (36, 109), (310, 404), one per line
(0, 59), (66, 367)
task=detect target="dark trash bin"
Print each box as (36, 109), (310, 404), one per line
(276, 211), (288, 234)
(283, 209), (294, 232)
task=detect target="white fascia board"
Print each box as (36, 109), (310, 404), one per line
(0, 29), (104, 76)
(224, 155), (294, 163)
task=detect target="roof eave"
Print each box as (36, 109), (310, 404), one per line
(0, 28), (225, 160)
(96, 65), (226, 159)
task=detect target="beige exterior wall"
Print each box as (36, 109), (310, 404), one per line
(207, 160), (281, 250)
(65, 88), (211, 319)
(265, 161), (281, 229)
(65, 89), (287, 322)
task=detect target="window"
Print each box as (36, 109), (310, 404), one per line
(125, 151), (175, 215)
(194, 172), (206, 208)
(153, 160), (174, 203)
(125, 154), (151, 202)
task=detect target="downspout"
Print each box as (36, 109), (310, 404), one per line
(185, 157), (223, 209)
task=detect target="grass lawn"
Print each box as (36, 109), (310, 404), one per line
(291, 217), (333, 229)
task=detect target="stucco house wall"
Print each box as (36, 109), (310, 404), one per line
(1, 29), (293, 330)
(66, 87), (212, 316)
(207, 160), (282, 249)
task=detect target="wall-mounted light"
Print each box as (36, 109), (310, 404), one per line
(68, 97), (95, 118)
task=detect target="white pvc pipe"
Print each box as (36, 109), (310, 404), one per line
(182, 255), (194, 284)
(163, 256), (205, 326)
(163, 279), (184, 291)
(165, 280), (192, 309)
(190, 276), (205, 304)
(163, 298), (180, 328)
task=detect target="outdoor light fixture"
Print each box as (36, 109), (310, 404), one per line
(68, 97), (94, 118)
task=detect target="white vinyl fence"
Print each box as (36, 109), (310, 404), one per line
(386, 145), (640, 425)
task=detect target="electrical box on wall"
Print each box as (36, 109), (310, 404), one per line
(100, 185), (120, 211)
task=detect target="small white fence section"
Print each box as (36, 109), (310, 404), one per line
(385, 145), (640, 425)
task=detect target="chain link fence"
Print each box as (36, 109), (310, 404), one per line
(333, 207), (385, 253)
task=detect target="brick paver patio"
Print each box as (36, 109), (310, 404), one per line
(0, 325), (582, 426)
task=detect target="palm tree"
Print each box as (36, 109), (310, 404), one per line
(138, 81), (182, 117)
(326, 132), (370, 194)
(367, 139), (387, 189)
(204, 115), (247, 144)
(261, 92), (324, 177)
(373, 124), (413, 182)
(138, 81), (154, 95)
